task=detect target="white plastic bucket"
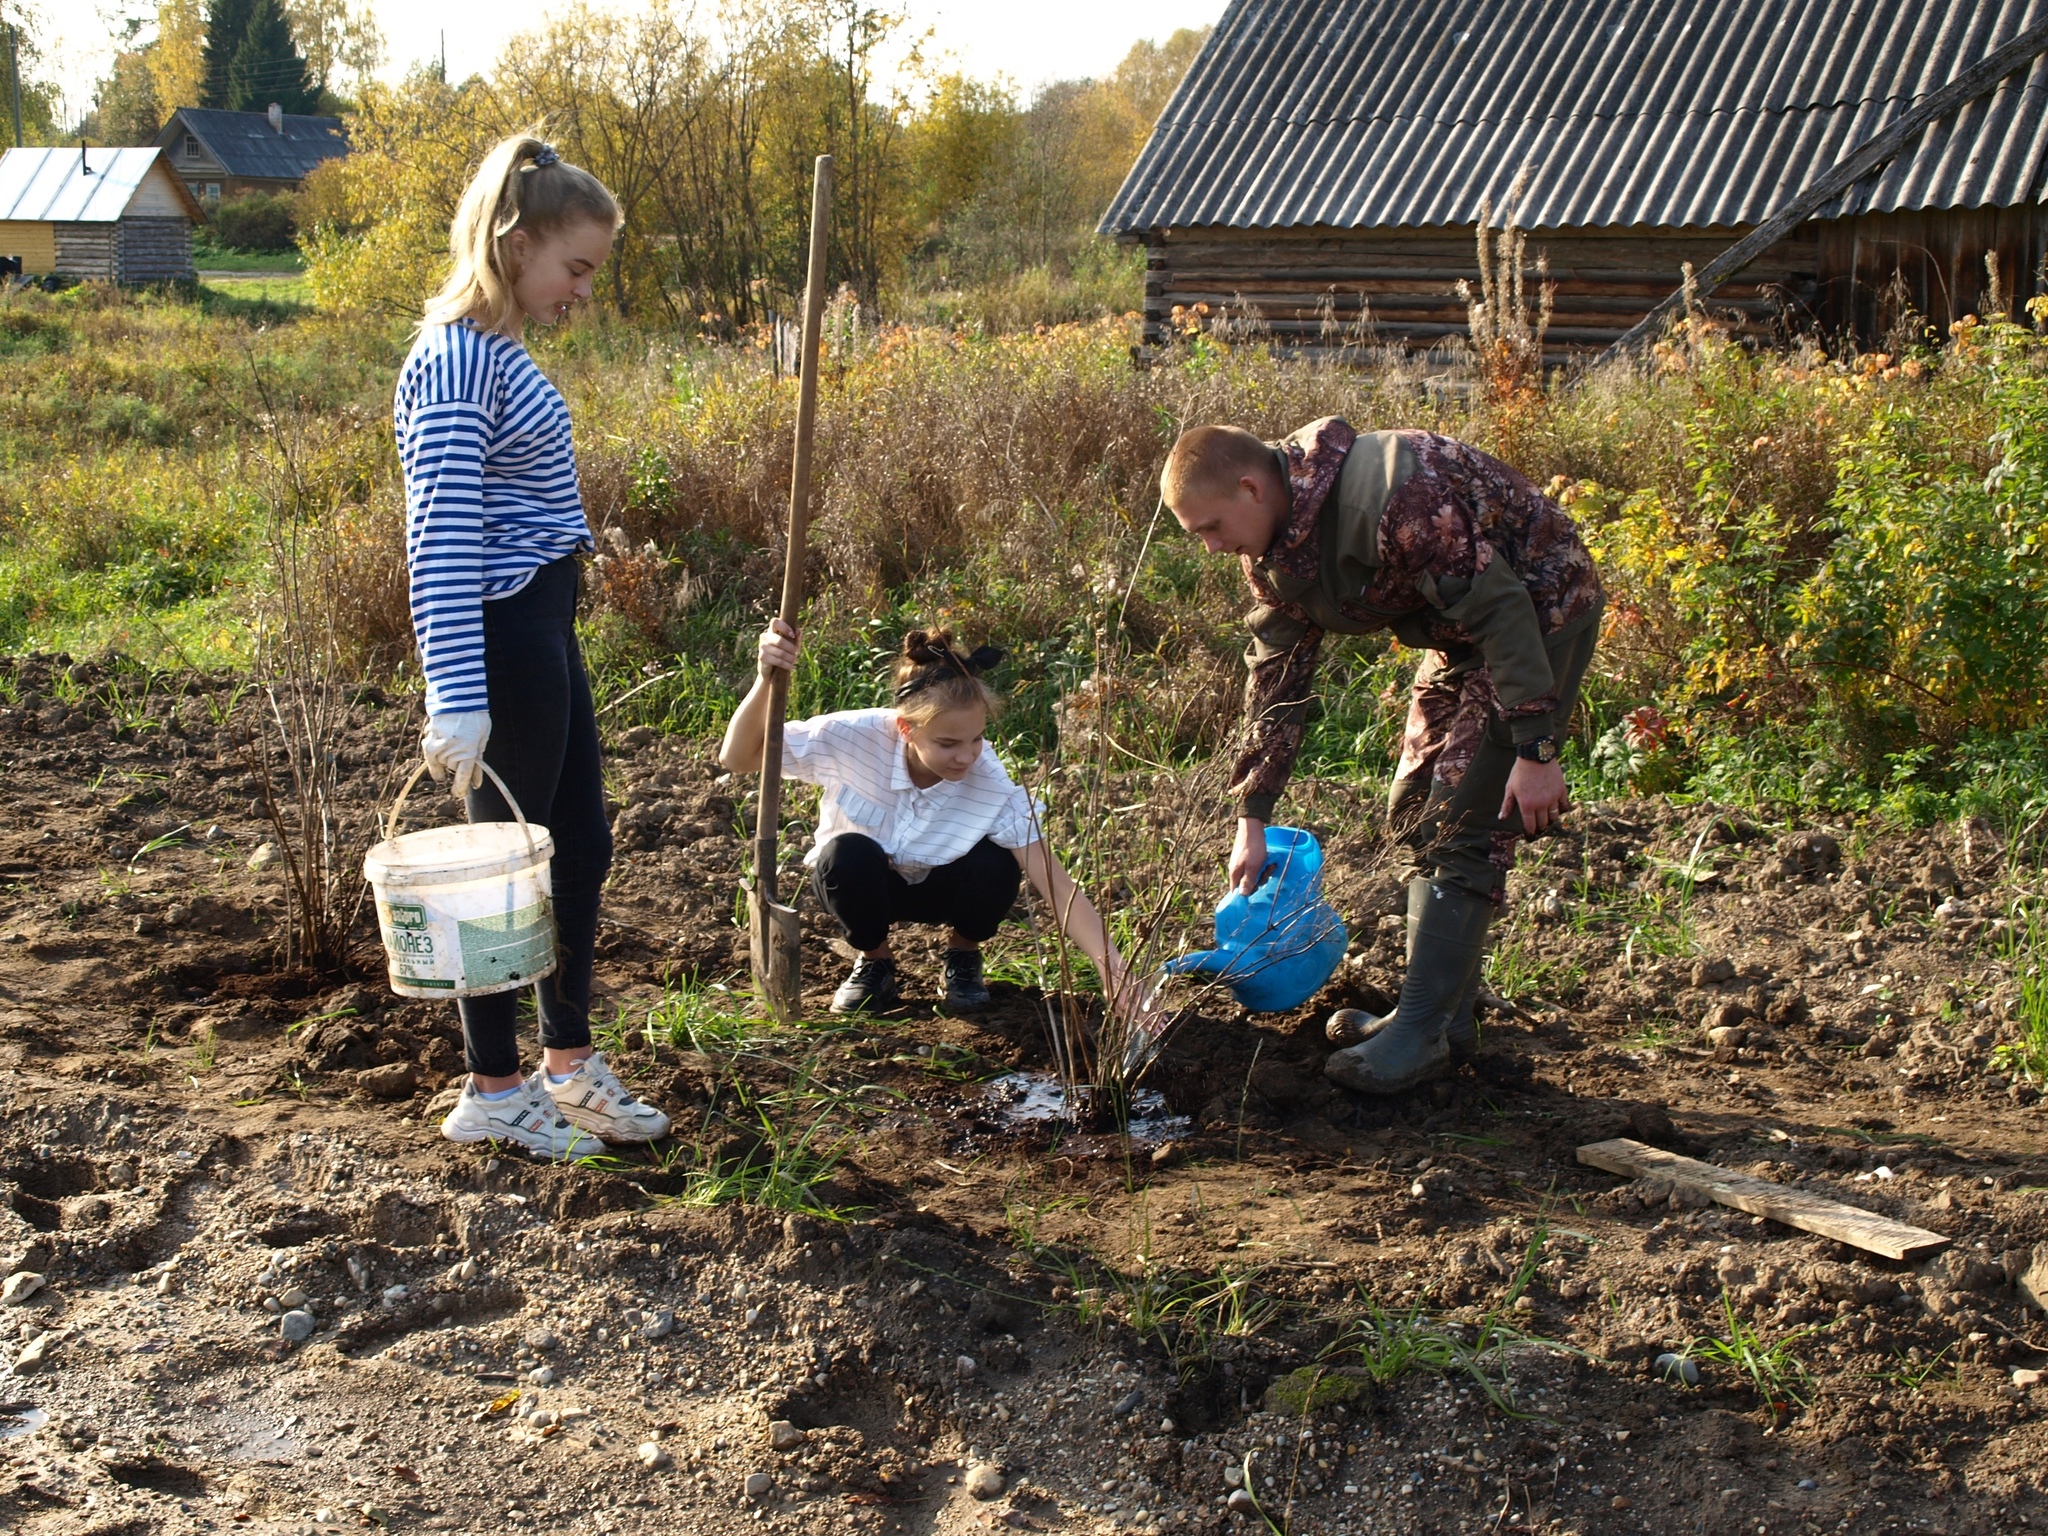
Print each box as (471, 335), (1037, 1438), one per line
(363, 762), (558, 1000)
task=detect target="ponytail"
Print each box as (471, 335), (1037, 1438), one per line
(424, 131), (621, 334)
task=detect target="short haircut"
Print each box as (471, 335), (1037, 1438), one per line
(1160, 425), (1275, 507)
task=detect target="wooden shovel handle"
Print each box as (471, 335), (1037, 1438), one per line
(754, 155), (834, 907)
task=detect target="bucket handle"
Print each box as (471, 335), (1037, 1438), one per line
(385, 760), (540, 860)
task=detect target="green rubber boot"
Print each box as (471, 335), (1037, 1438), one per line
(1324, 879), (1493, 1095)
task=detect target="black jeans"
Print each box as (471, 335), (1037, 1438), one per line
(810, 834), (1020, 954)
(458, 556), (613, 1077)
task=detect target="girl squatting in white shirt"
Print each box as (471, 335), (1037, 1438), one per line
(721, 622), (1153, 1024)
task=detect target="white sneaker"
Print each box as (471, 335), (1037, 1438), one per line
(441, 1077), (607, 1161)
(541, 1051), (671, 1142)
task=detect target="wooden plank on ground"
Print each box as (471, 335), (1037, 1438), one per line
(1576, 1137), (1950, 1262)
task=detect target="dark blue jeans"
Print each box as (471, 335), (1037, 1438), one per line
(459, 556), (612, 1077)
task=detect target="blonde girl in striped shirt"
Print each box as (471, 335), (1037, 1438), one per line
(396, 132), (670, 1158)
(721, 622), (1153, 1025)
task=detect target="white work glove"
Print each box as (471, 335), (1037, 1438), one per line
(421, 711), (492, 797)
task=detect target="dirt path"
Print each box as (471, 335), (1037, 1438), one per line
(1, 652), (2045, 1535)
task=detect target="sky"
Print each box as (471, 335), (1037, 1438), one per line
(37, 0), (1229, 127)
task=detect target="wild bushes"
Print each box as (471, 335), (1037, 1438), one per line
(3, 276), (2047, 827)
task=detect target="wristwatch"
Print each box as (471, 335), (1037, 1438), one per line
(1516, 736), (1560, 764)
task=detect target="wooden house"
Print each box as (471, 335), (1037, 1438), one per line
(0, 146), (204, 282)
(1100, 0), (2048, 356)
(155, 106), (348, 206)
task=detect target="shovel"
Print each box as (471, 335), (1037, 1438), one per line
(748, 153), (834, 1021)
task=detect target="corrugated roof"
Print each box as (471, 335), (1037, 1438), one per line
(1101, 0), (2048, 235)
(0, 147), (183, 223)
(161, 108), (348, 182)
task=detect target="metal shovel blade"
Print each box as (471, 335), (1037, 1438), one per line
(748, 885), (802, 1020)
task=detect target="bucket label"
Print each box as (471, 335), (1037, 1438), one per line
(385, 902), (427, 930)
(457, 899), (555, 985)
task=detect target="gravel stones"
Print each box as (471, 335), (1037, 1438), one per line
(768, 1420), (805, 1451)
(1227, 1488), (1256, 1513)
(954, 1354), (977, 1378)
(1, 1271), (45, 1305)
(524, 1327), (559, 1351)
(637, 1442), (672, 1470)
(964, 1463), (1005, 1500)
(641, 1308), (675, 1341)
(744, 1471), (772, 1498)
(279, 1309), (317, 1344)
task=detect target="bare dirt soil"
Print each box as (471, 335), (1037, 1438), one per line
(1, 650), (2047, 1536)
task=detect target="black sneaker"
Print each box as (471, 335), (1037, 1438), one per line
(941, 949), (991, 1013)
(831, 956), (901, 1015)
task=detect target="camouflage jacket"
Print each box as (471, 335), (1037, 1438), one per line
(1231, 417), (1603, 820)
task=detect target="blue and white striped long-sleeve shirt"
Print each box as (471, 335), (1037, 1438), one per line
(394, 321), (593, 713)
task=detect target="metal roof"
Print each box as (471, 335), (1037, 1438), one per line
(0, 146), (193, 223)
(1101, 0), (2048, 235)
(159, 108), (348, 183)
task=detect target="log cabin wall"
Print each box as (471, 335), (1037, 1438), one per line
(1140, 213), (2048, 359)
(1808, 205), (2048, 341)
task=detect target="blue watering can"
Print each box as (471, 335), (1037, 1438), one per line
(1164, 826), (1348, 1012)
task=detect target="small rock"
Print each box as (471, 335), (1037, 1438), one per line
(954, 1355), (977, 1379)
(1227, 1488), (1257, 1513)
(1223, 1465), (1243, 1488)
(356, 1062), (420, 1100)
(279, 1310), (317, 1344)
(524, 1328), (559, 1351)
(2014, 1368), (2044, 1390)
(313, 1508), (337, 1527)
(381, 1284), (409, 1304)
(768, 1420), (805, 1451)
(13, 1333), (52, 1373)
(263, 1296), (283, 1314)
(744, 1471), (772, 1498)
(1691, 956), (1737, 987)
(132, 913), (161, 936)
(527, 1365), (556, 1387)
(1611, 1494), (1632, 1511)
(1654, 1352), (1700, 1386)
(449, 1257), (480, 1285)
(637, 1441), (672, 1470)
(1706, 1024), (1749, 1049)
(104, 1160), (138, 1190)
(247, 842), (278, 872)
(1, 1271), (45, 1305)
(964, 1463), (1005, 1500)
(278, 1286), (308, 1309)
(642, 1309), (675, 1341)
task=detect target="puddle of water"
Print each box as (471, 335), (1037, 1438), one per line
(0, 1404), (47, 1439)
(985, 1072), (1189, 1144)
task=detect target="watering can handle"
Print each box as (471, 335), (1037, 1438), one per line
(385, 760), (539, 860)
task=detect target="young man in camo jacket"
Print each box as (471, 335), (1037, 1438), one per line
(1161, 418), (1604, 1094)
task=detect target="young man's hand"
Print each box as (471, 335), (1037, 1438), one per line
(1229, 817), (1271, 894)
(1501, 757), (1570, 836)
(757, 618), (800, 678)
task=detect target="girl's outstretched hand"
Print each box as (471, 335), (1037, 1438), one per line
(757, 618), (800, 678)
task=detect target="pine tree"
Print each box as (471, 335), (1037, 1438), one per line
(227, 0), (319, 114)
(200, 0), (254, 109)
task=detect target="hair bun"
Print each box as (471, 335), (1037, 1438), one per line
(901, 628), (953, 666)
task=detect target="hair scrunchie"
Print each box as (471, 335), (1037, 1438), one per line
(894, 642), (1005, 702)
(530, 145), (561, 168)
